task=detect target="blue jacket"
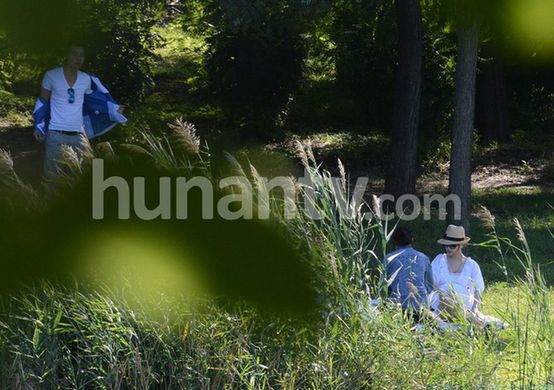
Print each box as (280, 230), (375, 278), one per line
(385, 245), (434, 311)
(33, 75), (127, 139)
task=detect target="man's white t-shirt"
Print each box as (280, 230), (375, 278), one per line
(430, 254), (485, 311)
(41, 67), (92, 132)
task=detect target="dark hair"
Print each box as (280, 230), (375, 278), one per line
(67, 44), (86, 53)
(391, 226), (413, 247)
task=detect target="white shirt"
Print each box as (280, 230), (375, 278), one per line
(41, 67), (92, 132)
(430, 254), (485, 311)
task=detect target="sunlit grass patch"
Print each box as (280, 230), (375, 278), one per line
(281, 130), (389, 168)
(152, 21), (207, 76)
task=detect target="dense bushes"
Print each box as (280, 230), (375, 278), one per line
(329, 0), (398, 130)
(76, 0), (164, 102)
(0, 0), (164, 102)
(203, 0), (330, 140)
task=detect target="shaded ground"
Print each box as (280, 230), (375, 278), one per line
(281, 136), (554, 194)
(0, 124), (43, 185)
(1, 115), (553, 194)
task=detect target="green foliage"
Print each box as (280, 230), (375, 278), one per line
(203, 0), (331, 140)
(180, 0), (209, 37)
(0, 126), (319, 316)
(328, 0), (398, 130)
(78, 0), (164, 102)
(1, 122), (554, 386)
(0, 90), (31, 117)
(0, 0), (164, 102)
(0, 0), (83, 56)
(509, 71), (554, 134)
(283, 143), (385, 301)
(0, 47), (14, 91)
(419, 0), (457, 157)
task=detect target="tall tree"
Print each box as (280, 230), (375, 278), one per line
(475, 52), (509, 144)
(385, 0), (423, 198)
(448, 15), (480, 232)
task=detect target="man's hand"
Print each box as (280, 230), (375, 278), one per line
(117, 105), (125, 114)
(33, 130), (45, 143)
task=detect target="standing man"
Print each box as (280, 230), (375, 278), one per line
(33, 45), (125, 182)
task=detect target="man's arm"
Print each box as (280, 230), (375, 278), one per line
(40, 87), (51, 102)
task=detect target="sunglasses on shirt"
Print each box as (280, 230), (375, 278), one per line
(67, 88), (75, 104)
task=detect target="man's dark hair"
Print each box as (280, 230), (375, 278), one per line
(391, 226), (413, 247)
(67, 43), (86, 53)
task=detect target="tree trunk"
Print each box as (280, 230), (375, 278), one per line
(448, 17), (480, 233)
(476, 56), (510, 144)
(384, 0), (423, 198)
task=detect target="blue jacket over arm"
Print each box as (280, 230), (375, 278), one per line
(33, 75), (127, 139)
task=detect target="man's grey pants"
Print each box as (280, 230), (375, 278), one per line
(43, 130), (88, 182)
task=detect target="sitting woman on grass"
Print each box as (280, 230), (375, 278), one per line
(430, 225), (487, 328)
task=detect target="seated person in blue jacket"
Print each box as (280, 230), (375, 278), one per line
(385, 226), (434, 322)
(34, 44), (124, 181)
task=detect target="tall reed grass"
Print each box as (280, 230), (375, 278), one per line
(0, 127), (552, 388)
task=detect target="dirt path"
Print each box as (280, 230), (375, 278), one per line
(419, 163), (554, 194)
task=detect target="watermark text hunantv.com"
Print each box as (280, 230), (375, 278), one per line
(91, 159), (461, 221)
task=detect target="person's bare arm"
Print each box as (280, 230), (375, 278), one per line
(472, 289), (482, 312)
(40, 88), (51, 102)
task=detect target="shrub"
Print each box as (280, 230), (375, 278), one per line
(0, 0), (164, 102)
(204, 0), (330, 140)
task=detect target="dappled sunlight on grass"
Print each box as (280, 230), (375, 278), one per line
(281, 130), (389, 168)
(152, 22), (207, 71)
(481, 282), (554, 385)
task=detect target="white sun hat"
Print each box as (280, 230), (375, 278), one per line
(437, 224), (470, 245)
